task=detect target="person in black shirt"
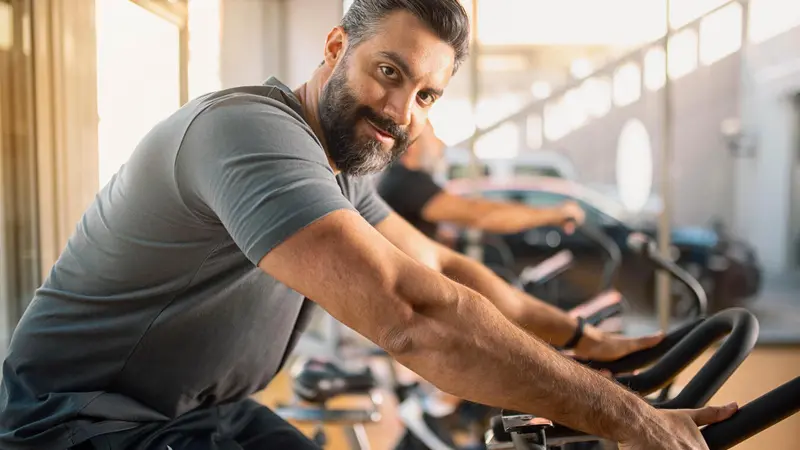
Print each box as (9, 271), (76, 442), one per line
(377, 121), (586, 240)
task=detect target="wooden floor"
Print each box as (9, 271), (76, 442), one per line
(256, 359), (406, 449)
(255, 347), (800, 450)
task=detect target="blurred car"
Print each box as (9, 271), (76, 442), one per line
(444, 176), (762, 316)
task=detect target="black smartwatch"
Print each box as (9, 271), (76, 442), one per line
(562, 316), (586, 350)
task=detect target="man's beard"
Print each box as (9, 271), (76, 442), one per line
(318, 59), (410, 176)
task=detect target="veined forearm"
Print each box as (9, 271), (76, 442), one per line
(439, 249), (580, 346)
(391, 271), (651, 442)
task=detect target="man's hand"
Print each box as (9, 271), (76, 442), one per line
(555, 200), (586, 234)
(572, 326), (665, 362)
(620, 403), (738, 450)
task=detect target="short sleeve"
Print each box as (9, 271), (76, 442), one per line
(176, 97), (357, 265)
(350, 177), (391, 226)
(377, 165), (443, 218)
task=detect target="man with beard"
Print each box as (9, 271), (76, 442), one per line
(377, 120), (587, 240)
(0, 1), (737, 449)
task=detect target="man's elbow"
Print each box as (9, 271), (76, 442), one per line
(376, 275), (462, 358)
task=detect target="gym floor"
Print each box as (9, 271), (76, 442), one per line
(257, 346), (800, 450)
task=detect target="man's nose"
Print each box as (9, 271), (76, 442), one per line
(383, 91), (414, 127)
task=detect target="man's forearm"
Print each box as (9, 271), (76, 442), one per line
(392, 268), (653, 443)
(473, 202), (564, 234)
(439, 248), (582, 346)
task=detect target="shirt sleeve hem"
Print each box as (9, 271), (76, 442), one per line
(244, 199), (357, 266)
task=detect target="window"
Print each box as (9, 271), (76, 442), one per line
(699, 2), (743, 66)
(644, 46), (666, 91)
(188, 0), (222, 99)
(95, 0), (184, 188)
(667, 29), (698, 80)
(581, 76), (612, 118)
(669, 0), (730, 28)
(613, 62), (642, 107)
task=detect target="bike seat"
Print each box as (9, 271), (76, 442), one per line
(292, 358), (377, 404)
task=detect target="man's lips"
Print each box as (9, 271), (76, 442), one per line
(366, 119), (395, 140)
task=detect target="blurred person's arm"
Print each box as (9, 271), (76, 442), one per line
(405, 121), (586, 234)
(422, 193), (585, 234)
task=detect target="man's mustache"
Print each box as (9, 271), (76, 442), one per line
(357, 107), (408, 142)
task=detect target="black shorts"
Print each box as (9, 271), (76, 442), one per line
(73, 399), (319, 450)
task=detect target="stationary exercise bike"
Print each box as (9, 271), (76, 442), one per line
(486, 308), (800, 450)
(276, 232), (708, 450)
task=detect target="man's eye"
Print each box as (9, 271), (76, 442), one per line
(380, 66), (398, 79)
(418, 92), (435, 106)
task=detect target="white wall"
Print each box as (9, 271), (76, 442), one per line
(220, 0), (284, 88)
(220, 0), (342, 89)
(735, 26), (800, 274)
(284, 0), (343, 88)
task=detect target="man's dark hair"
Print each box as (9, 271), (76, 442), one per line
(341, 0), (471, 73)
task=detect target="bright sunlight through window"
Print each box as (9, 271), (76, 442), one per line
(188, 0), (222, 99)
(699, 2), (742, 66)
(96, 0), (181, 189)
(613, 62), (642, 107)
(667, 29), (698, 80)
(644, 47), (667, 91)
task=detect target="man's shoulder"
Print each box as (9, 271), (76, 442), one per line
(196, 87), (305, 127)
(184, 84), (324, 162)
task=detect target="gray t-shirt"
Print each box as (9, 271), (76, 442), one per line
(0, 78), (391, 449)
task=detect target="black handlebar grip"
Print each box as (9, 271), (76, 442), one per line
(576, 318), (702, 374)
(618, 308), (758, 406)
(702, 376), (800, 450)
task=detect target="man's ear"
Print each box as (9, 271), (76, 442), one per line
(323, 27), (347, 68)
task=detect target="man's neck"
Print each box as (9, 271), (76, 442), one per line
(293, 67), (339, 173)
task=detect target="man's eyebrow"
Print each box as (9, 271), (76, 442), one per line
(378, 51), (444, 97)
(378, 51), (415, 79)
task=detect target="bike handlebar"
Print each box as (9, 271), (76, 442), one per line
(617, 308), (758, 405)
(494, 376), (799, 450)
(702, 376), (800, 449)
(575, 318), (703, 374)
(627, 232), (708, 318)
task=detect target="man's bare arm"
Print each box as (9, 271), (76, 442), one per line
(375, 211), (662, 361)
(421, 191), (569, 234)
(259, 209), (656, 443)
